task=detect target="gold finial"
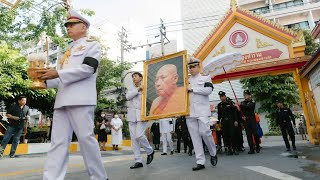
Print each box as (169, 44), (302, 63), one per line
(230, 0), (237, 10)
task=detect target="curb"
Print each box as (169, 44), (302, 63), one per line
(3, 135), (131, 155)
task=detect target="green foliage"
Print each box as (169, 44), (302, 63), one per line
(264, 128), (282, 136)
(0, 42), (56, 114)
(96, 57), (132, 112)
(240, 29), (319, 129)
(96, 58), (132, 95)
(240, 74), (300, 128)
(0, 0), (68, 47)
(0, 1), (98, 115)
(303, 30), (319, 55)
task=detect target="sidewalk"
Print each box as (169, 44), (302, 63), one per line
(2, 134), (132, 156)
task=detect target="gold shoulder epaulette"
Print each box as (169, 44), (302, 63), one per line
(86, 36), (97, 42)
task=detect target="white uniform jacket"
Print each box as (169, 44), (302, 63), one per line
(46, 37), (101, 109)
(188, 74), (213, 118)
(159, 118), (173, 133)
(126, 86), (142, 122)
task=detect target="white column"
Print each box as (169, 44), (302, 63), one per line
(307, 10), (316, 29)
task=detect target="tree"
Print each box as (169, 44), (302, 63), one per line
(240, 29), (318, 129)
(0, 42), (56, 114)
(0, 1), (96, 114)
(240, 75), (299, 128)
(96, 58), (132, 113)
(303, 30), (319, 55)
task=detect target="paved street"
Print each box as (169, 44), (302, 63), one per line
(0, 138), (320, 180)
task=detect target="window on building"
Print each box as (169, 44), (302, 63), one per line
(273, 0), (303, 11)
(284, 21), (310, 29)
(250, 6), (270, 14)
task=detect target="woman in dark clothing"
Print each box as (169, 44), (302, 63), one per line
(150, 121), (160, 150)
(96, 111), (109, 151)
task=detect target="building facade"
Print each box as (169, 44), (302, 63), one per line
(181, 0), (320, 54)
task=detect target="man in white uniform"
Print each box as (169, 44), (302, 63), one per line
(159, 118), (174, 155)
(186, 57), (218, 171)
(38, 10), (108, 180)
(126, 72), (154, 169)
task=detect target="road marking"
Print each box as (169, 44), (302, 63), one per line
(244, 166), (302, 180)
(0, 155), (134, 177)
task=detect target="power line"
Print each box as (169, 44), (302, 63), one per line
(145, 14), (222, 29)
(145, 17), (220, 32)
(146, 24), (215, 37)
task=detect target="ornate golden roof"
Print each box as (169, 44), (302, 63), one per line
(193, 5), (298, 57)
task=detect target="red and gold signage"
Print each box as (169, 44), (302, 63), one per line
(242, 49), (283, 63)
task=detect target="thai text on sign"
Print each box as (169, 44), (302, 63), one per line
(242, 49), (283, 63)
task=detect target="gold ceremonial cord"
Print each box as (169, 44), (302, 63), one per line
(58, 47), (72, 69)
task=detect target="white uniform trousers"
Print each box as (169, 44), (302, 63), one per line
(43, 106), (107, 180)
(186, 117), (217, 165)
(161, 132), (173, 153)
(129, 121), (153, 163)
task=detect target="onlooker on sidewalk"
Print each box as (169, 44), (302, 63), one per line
(160, 118), (174, 155)
(150, 121), (160, 150)
(111, 113), (123, 150)
(298, 120), (307, 140)
(276, 99), (296, 152)
(96, 111), (109, 151)
(0, 96), (30, 158)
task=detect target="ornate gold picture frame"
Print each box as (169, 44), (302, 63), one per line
(141, 50), (189, 121)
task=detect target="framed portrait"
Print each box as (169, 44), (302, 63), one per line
(141, 50), (189, 121)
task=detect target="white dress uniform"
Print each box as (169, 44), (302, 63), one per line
(187, 71), (217, 165)
(43, 10), (107, 180)
(111, 118), (123, 145)
(159, 118), (174, 153)
(126, 85), (153, 163)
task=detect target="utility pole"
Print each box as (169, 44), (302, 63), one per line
(120, 26), (125, 63)
(118, 26), (132, 63)
(160, 19), (165, 56)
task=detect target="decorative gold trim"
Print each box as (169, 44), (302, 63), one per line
(141, 50), (190, 121)
(256, 39), (273, 48)
(212, 46), (226, 57)
(193, 6), (297, 57)
(230, 0), (237, 10)
(236, 8), (296, 37)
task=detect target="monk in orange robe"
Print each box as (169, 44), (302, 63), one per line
(150, 64), (186, 116)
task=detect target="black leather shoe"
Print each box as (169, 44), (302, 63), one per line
(256, 147), (260, 153)
(170, 151), (174, 155)
(248, 150), (255, 154)
(211, 155), (218, 166)
(192, 164), (205, 171)
(286, 148), (291, 152)
(146, 150), (154, 165)
(161, 153), (167, 155)
(188, 151), (192, 156)
(130, 162), (143, 169)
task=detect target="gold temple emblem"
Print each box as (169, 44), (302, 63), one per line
(256, 39), (273, 48)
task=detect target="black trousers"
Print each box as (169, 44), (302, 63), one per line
(222, 120), (236, 150)
(176, 132), (189, 152)
(280, 124), (295, 149)
(234, 125), (244, 150)
(245, 119), (260, 150)
(216, 130), (223, 147)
